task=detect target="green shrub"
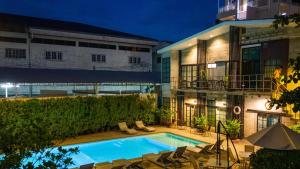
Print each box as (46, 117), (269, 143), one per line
(250, 148), (300, 169)
(195, 115), (207, 132)
(290, 122), (300, 133)
(156, 107), (174, 126)
(0, 95), (157, 139)
(224, 119), (240, 139)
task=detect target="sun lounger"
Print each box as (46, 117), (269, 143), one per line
(79, 163), (95, 169)
(135, 121), (155, 132)
(111, 159), (128, 169)
(125, 160), (144, 169)
(146, 151), (180, 169)
(95, 162), (112, 169)
(171, 146), (190, 167)
(118, 122), (137, 134)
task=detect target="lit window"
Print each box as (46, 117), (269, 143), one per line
(208, 63), (217, 69)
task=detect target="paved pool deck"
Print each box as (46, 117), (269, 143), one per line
(65, 126), (254, 169)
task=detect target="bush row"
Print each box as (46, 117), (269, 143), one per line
(0, 95), (157, 139)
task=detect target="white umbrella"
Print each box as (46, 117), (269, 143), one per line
(246, 123), (300, 150)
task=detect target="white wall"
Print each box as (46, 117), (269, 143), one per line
(0, 29), (156, 72)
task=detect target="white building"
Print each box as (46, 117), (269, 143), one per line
(0, 13), (160, 97)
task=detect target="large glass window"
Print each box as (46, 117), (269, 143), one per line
(257, 114), (280, 131)
(181, 65), (198, 88)
(242, 46), (261, 75)
(216, 108), (227, 125)
(162, 58), (170, 83)
(264, 59), (282, 78)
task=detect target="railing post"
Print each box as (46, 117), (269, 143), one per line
(256, 74), (258, 91)
(263, 75), (265, 91)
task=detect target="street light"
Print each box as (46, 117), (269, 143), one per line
(1, 83), (16, 98)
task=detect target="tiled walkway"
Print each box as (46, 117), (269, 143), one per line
(65, 126), (253, 169)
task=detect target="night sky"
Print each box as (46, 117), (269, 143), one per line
(0, 0), (218, 42)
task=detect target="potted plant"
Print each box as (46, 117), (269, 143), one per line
(156, 107), (174, 127)
(195, 115), (207, 133)
(224, 119), (241, 140)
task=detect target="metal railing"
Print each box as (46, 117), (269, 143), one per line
(171, 74), (274, 92)
(218, 3), (236, 14)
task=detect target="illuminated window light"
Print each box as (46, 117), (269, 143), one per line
(208, 63), (217, 69)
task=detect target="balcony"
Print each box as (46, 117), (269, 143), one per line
(217, 3), (237, 20)
(171, 74), (274, 93)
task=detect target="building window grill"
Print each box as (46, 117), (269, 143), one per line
(79, 42), (116, 49)
(45, 51), (63, 61)
(92, 54), (106, 63)
(32, 38), (75, 46)
(119, 46), (150, 53)
(0, 36), (27, 43)
(5, 48), (26, 59)
(129, 56), (141, 64)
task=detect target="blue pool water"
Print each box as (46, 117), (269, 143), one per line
(11, 133), (205, 168)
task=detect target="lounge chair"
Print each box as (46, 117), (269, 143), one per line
(171, 146), (190, 167)
(147, 151), (180, 169)
(135, 121), (155, 132)
(125, 160), (144, 169)
(79, 163), (95, 169)
(118, 122), (137, 134)
(111, 165), (125, 169)
(111, 159), (128, 169)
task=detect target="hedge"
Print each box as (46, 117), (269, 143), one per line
(250, 148), (300, 169)
(0, 95), (157, 139)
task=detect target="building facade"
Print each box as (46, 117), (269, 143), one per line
(218, 0), (300, 21)
(159, 19), (300, 137)
(0, 13), (160, 97)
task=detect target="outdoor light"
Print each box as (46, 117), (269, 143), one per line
(208, 63), (217, 69)
(1, 83), (18, 98)
(210, 34), (214, 38)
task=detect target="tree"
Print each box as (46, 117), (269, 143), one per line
(269, 14), (300, 114)
(269, 57), (300, 113)
(273, 13), (300, 29)
(0, 109), (78, 168)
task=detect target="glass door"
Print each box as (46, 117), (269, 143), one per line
(185, 104), (196, 127)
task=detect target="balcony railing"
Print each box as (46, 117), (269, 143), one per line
(218, 3), (236, 14)
(171, 74), (274, 92)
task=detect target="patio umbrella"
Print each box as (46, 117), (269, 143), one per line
(246, 123), (300, 150)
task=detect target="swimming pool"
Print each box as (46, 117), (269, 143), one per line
(33, 133), (205, 167)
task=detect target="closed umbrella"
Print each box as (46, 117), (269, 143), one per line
(246, 123), (300, 150)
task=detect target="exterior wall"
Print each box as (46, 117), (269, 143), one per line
(244, 95), (283, 137)
(0, 30), (156, 72)
(289, 38), (300, 60)
(170, 50), (179, 88)
(0, 31), (29, 68)
(206, 33), (229, 79)
(206, 33), (229, 63)
(181, 45), (197, 65)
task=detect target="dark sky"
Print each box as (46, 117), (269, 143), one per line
(0, 0), (218, 42)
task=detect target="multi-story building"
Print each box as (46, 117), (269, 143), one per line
(0, 13), (160, 97)
(158, 19), (300, 137)
(218, 0), (300, 21)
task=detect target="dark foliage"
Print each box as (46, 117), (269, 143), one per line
(250, 148), (300, 169)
